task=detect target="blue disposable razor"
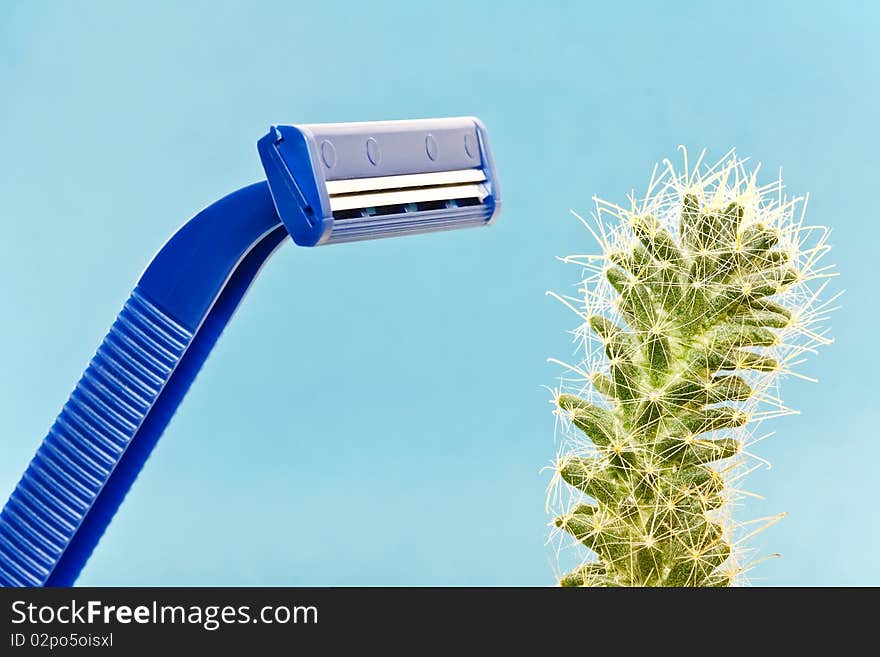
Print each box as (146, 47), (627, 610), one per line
(0, 117), (501, 586)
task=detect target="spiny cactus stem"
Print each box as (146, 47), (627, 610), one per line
(550, 150), (834, 587)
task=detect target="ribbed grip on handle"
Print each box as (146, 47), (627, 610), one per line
(0, 288), (192, 586)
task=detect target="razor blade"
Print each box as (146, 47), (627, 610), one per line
(258, 117), (501, 246)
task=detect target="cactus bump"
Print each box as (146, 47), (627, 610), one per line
(548, 149), (836, 586)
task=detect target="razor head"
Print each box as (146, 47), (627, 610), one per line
(258, 117), (501, 246)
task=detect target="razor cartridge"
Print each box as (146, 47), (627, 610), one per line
(258, 117), (501, 246)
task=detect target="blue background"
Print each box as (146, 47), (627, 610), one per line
(0, 1), (876, 586)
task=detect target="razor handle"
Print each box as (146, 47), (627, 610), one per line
(0, 183), (285, 586)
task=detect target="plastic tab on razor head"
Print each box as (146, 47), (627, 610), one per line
(258, 117), (501, 246)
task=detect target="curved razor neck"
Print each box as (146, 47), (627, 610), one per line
(138, 182), (285, 330)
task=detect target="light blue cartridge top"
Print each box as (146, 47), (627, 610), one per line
(258, 117), (501, 246)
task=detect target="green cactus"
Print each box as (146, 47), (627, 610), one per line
(549, 150), (835, 586)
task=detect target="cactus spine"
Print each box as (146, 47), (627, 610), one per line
(549, 150), (835, 586)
